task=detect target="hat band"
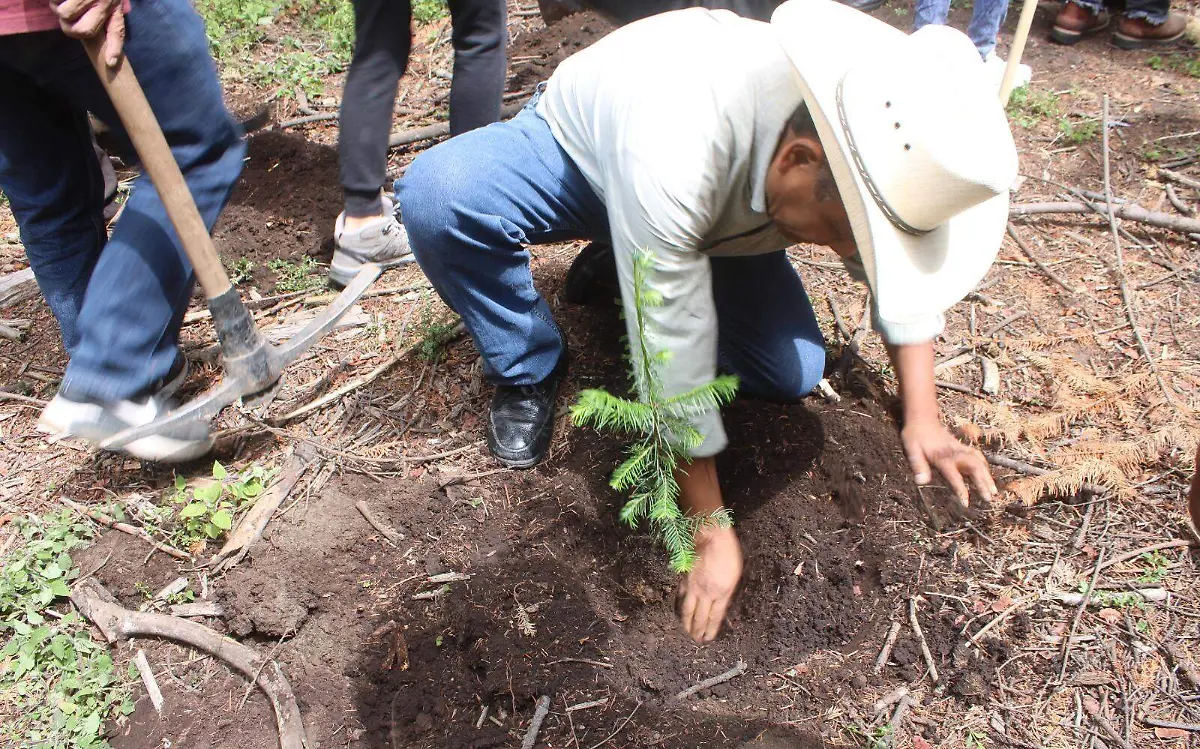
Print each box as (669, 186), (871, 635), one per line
(835, 77), (931, 237)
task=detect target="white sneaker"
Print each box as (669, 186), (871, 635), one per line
(331, 195), (413, 286)
(37, 358), (214, 463)
(985, 52), (1032, 92)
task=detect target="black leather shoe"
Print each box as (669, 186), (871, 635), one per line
(486, 354), (567, 468)
(564, 241), (618, 306)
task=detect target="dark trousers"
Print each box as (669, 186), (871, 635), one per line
(1070, 0), (1169, 22)
(338, 0), (507, 217)
(0, 0), (245, 401)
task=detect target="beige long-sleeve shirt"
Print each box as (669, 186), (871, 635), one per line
(539, 8), (943, 457)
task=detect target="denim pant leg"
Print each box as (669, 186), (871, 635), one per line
(0, 0), (245, 402)
(0, 64), (106, 356)
(1123, 0), (1169, 23)
(912, 0), (952, 34)
(711, 252), (827, 401)
(966, 0), (1011, 58)
(447, 0), (507, 136)
(396, 106), (608, 386)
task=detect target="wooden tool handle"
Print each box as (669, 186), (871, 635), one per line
(999, 0), (1039, 105)
(83, 39), (233, 299)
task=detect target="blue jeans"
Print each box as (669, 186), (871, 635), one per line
(0, 0), (245, 402)
(395, 102), (826, 400)
(913, 0), (1011, 59)
(1067, 0), (1168, 23)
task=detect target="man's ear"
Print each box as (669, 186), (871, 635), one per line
(776, 133), (826, 176)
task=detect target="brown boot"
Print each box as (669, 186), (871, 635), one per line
(1113, 13), (1188, 49)
(1051, 2), (1110, 45)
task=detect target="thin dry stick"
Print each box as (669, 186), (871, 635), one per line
(1005, 223), (1079, 294)
(276, 112), (337, 129)
(584, 702), (641, 749)
(969, 597), (1030, 647)
(521, 695), (552, 749)
(547, 657), (613, 669)
(71, 580), (308, 749)
(1101, 95), (1174, 408)
(873, 622), (902, 674)
(1059, 547), (1105, 683)
(985, 453), (1106, 496)
(872, 686), (909, 716)
(1009, 201), (1200, 235)
(133, 650), (164, 713)
(908, 597), (939, 683)
(60, 497), (191, 560)
(1091, 713), (1135, 749)
(0, 390), (48, 406)
(355, 501), (404, 545)
(1159, 166), (1200, 191)
(1142, 717), (1200, 733)
(1079, 539), (1194, 582)
(1165, 183), (1195, 216)
(670, 659), (748, 703)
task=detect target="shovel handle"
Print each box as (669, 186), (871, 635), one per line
(83, 39), (233, 300)
(999, 0), (1039, 106)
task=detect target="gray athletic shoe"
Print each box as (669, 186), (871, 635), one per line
(331, 195), (413, 286)
(37, 356), (213, 463)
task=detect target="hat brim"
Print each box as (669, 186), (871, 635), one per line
(771, 0), (1008, 325)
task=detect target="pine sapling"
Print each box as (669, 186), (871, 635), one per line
(571, 249), (738, 572)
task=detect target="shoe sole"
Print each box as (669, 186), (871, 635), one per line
(1111, 29), (1185, 49)
(329, 253), (416, 288)
(37, 405), (213, 464)
(1051, 15), (1111, 44)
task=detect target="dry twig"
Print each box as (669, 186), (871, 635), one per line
(908, 597), (939, 683)
(521, 695), (552, 749)
(1059, 547), (1105, 683)
(1009, 201), (1200, 235)
(671, 660), (748, 703)
(133, 650), (164, 713)
(874, 621), (902, 674)
(355, 501), (404, 545)
(60, 497), (191, 560)
(1006, 223), (1079, 294)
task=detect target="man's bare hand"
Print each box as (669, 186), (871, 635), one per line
(51, 0), (125, 66)
(901, 420), (997, 505)
(677, 525), (742, 643)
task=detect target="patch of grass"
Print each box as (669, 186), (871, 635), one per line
(164, 461), (276, 551)
(1138, 551), (1171, 584)
(1006, 85), (1061, 128)
(267, 256), (324, 293)
(0, 511), (133, 747)
(415, 299), (461, 362)
(194, 0), (281, 59)
(413, 0), (449, 24)
(1148, 53), (1200, 78)
(251, 39), (346, 100)
(1058, 117), (1099, 145)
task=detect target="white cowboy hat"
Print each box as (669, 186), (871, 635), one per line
(771, 0), (1018, 326)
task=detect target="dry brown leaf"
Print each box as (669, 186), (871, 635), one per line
(1155, 727), (1189, 740)
(1097, 608), (1123, 625)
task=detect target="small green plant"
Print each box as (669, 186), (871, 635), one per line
(413, 0), (449, 24)
(1006, 85), (1060, 129)
(133, 581), (154, 600)
(965, 729), (988, 749)
(415, 300), (460, 362)
(1077, 583), (1144, 610)
(267, 256), (324, 293)
(0, 511), (133, 746)
(571, 250), (737, 572)
(167, 461), (275, 549)
(228, 257), (255, 285)
(1058, 117), (1098, 145)
(251, 40), (345, 100)
(1147, 53), (1200, 78)
(1138, 551), (1170, 584)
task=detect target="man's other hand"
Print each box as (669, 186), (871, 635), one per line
(51, 0), (125, 66)
(678, 525), (742, 643)
(902, 420), (998, 506)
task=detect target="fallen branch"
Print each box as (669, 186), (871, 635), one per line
(389, 101), (523, 148)
(71, 579), (309, 749)
(1165, 183), (1195, 216)
(1057, 588), (1166, 606)
(170, 601), (225, 618)
(584, 702), (640, 749)
(208, 448), (313, 573)
(985, 453), (1106, 496)
(276, 112), (337, 129)
(908, 597), (939, 684)
(1009, 201), (1200, 235)
(0, 268), (36, 309)
(355, 501), (404, 546)
(1142, 717), (1200, 734)
(1090, 712), (1135, 749)
(133, 650), (164, 714)
(873, 621), (902, 674)
(0, 390), (48, 407)
(871, 685), (909, 716)
(1158, 166), (1200, 192)
(521, 695), (552, 749)
(1005, 223), (1079, 294)
(60, 497), (191, 560)
(670, 659), (748, 702)
(547, 657), (613, 669)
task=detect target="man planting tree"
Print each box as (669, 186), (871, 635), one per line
(395, 0), (1015, 642)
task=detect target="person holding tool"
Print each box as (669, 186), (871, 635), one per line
(330, 0), (507, 286)
(0, 0), (245, 461)
(396, 0), (1012, 641)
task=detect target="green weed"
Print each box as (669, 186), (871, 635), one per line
(1006, 85), (1061, 128)
(1058, 117), (1099, 145)
(166, 461), (275, 550)
(415, 301), (461, 362)
(267, 256), (324, 293)
(1138, 551), (1171, 584)
(0, 511), (133, 747)
(413, 0), (449, 24)
(228, 257), (255, 285)
(251, 40), (346, 100)
(1148, 54), (1200, 78)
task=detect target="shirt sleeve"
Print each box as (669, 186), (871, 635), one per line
(839, 253), (945, 346)
(599, 123), (734, 459)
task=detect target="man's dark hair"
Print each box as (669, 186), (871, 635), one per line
(786, 101), (840, 202)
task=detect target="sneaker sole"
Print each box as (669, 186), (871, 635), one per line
(1111, 29), (1185, 49)
(37, 404), (213, 463)
(329, 253), (416, 288)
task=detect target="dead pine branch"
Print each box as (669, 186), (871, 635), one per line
(208, 448), (313, 574)
(1100, 95), (1174, 408)
(1009, 201), (1200, 235)
(60, 497), (191, 561)
(671, 659), (748, 703)
(355, 501), (404, 546)
(908, 597), (939, 684)
(874, 621), (902, 674)
(521, 695), (552, 749)
(70, 579), (309, 749)
(984, 453), (1106, 496)
(1005, 223), (1079, 294)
